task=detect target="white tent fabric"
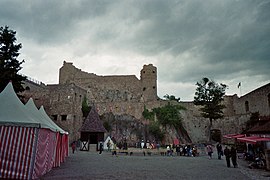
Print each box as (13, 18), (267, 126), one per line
(0, 82), (69, 179)
(39, 105), (68, 134)
(25, 98), (57, 132)
(0, 82), (40, 127)
(103, 136), (115, 150)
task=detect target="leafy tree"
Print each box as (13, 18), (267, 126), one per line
(81, 96), (91, 117)
(164, 94), (180, 102)
(142, 98), (186, 142)
(148, 121), (165, 141)
(194, 77), (227, 141)
(0, 26), (26, 93)
(142, 105), (155, 121)
(153, 104), (184, 129)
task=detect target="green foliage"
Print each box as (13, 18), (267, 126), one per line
(81, 96), (91, 117)
(142, 106), (155, 121)
(194, 77), (227, 123)
(149, 121), (165, 141)
(163, 94), (180, 102)
(0, 26), (26, 93)
(194, 77), (227, 141)
(142, 95), (186, 141)
(153, 104), (184, 129)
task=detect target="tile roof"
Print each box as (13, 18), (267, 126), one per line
(79, 107), (107, 133)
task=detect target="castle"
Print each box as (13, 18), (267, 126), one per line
(22, 61), (270, 144)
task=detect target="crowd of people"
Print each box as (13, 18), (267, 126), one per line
(71, 138), (266, 170)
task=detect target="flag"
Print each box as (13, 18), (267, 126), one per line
(237, 82), (241, 88)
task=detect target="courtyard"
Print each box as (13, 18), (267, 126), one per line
(42, 149), (270, 180)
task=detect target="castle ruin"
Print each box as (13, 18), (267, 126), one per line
(22, 61), (270, 144)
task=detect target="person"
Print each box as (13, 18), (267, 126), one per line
(216, 143), (223, 160)
(179, 145), (183, 156)
(123, 140), (128, 155)
(167, 145), (171, 156)
(72, 141), (76, 154)
(112, 143), (117, 156)
(187, 144), (191, 157)
(107, 140), (111, 152)
(206, 144), (213, 159)
(141, 140), (145, 149)
(231, 146), (237, 168)
(99, 142), (103, 154)
(192, 146), (198, 157)
(176, 145), (180, 156)
(224, 146), (231, 168)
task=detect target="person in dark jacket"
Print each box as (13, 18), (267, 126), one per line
(231, 146), (238, 168)
(99, 142), (103, 154)
(224, 146), (231, 168)
(216, 143), (223, 160)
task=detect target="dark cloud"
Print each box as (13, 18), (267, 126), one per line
(0, 0), (269, 100)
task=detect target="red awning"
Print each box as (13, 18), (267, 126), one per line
(237, 136), (270, 144)
(223, 134), (245, 139)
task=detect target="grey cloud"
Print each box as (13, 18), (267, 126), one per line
(0, 0), (269, 100)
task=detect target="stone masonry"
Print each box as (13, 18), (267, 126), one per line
(22, 61), (270, 144)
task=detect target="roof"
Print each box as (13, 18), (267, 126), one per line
(223, 134), (245, 139)
(39, 106), (68, 134)
(237, 136), (270, 144)
(79, 107), (107, 133)
(0, 82), (40, 127)
(247, 121), (270, 134)
(25, 98), (56, 131)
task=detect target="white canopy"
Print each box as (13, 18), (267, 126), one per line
(0, 82), (40, 127)
(25, 98), (59, 132)
(39, 105), (68, 134)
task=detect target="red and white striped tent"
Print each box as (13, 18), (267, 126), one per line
(39, 106), (69, 167)
(0, 82), (68, 179)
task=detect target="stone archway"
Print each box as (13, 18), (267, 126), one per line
(210, 129), (221, 142)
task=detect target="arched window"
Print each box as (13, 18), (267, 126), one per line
(245, 101), (249, 112)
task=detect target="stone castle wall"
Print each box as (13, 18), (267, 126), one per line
(59, 61), (157, 103)
(232, 84), (270, 116)
(22, 61), (270, 144)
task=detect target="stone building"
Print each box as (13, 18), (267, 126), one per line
(22, 61), (270, 144)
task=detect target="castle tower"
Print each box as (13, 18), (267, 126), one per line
(59, 61), (76, 84)
(140, 64), (157, 102)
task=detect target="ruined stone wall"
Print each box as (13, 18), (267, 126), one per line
(21, 62), (269, 144)
(22, 81), (87, 143)
(22, 80), (49, 107)
(46, 83), (86, 142)
(233, 83), (270, 116)
(59, 61), (157, 103)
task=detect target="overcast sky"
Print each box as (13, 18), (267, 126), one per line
(1, 0), (269, 101)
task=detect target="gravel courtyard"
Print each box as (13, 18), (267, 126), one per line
(42, 150), (270, 180)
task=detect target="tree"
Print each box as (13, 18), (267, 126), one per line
(0, 26), (26, 93)
(164, 94), (180, 102)
(81, 96), (91, 117)
(142, 97), (186, 142)
(194, 77), (227, 142)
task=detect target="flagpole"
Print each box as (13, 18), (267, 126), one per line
(239, 85), (242, 97)
(238, 82), (242, 97)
